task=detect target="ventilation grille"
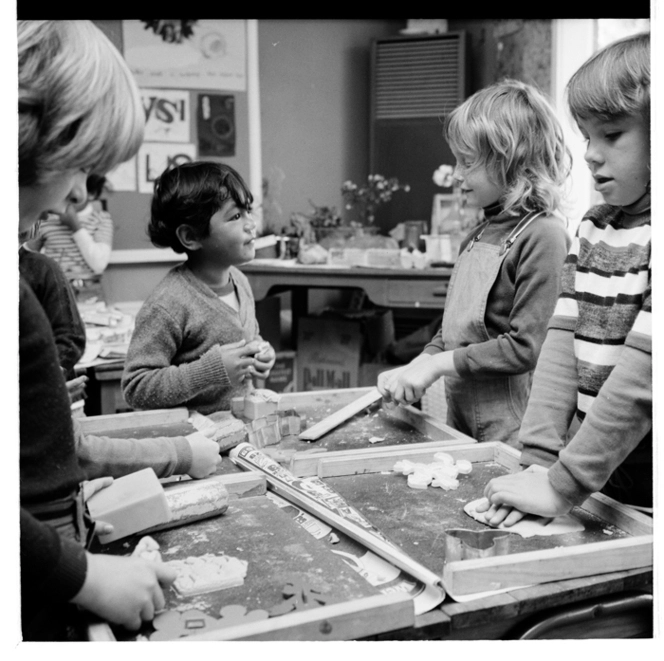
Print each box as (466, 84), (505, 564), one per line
(374, 36), (463, 120)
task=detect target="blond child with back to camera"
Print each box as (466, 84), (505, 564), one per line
(378, 79), (572, 447)
(122, 161), (276, 415)
(478, 32), (651, 527)
(18, 20), (185, 640)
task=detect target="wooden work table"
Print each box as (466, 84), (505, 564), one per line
(238, 260), (453, 311)
(238, 260), (452, 344)
(80, 388), (653, 641)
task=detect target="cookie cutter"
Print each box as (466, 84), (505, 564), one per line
(444, 527), (512, 562)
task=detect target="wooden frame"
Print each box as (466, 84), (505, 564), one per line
(298, 441), (653, 597)
(86, 470), (415, 641)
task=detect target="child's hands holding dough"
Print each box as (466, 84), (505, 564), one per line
(71, 552), (177, 629)
(219, 339), (263, 386)
(185, 431), (222, 478)
(253, 340), (276, 380)
(480, 465), (573, 526)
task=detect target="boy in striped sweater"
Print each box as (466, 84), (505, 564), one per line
(478, 31), (651, 525)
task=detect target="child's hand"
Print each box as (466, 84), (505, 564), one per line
(82, 477), (115, 537)
(377, 366), (408, 407)
(71, 553), (177, 630)
(380, 357), (439, 406)
(185, 431), (221, 479)
(473, 497), (528, 528)
(57, 205), (82, 232)
(219, 339), (263, 386)
(66, 374), (88, 404)
(482, 465), (573, 522)
(253, 341), (276, 380)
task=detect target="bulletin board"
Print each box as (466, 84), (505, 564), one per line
(94, 20), (254, 256)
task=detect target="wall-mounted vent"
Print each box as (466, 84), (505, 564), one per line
(373, 34), (465, 120)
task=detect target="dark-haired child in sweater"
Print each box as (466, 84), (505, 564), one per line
(122, 162), (276, 415)
(479, 31), (651, 526)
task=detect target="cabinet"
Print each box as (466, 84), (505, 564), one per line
(370, 32), (469, 233)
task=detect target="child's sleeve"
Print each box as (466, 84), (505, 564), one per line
(72, 210), (113, 274)
(122, 301), (230, 410)
(20, 508), (87, 607)
(452, 218), (570, 377)
(547, 279), (652, 506)
(73, 418), (193, 480)
(518, 326), (578, 467)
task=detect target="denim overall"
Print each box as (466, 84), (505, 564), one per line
(441, 211), (542, 446)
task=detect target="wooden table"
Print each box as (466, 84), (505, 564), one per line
(239, 260), (452, 344)
(80, 389), (653, 641)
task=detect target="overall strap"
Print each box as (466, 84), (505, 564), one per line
(500, 210), (544, 255)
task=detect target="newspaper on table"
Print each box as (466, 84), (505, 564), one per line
(229, 442), (445, 614)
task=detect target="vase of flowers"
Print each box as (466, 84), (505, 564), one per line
(341, 174), (410, 227)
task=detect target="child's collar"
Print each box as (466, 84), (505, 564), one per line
(620, 190), (651, 216)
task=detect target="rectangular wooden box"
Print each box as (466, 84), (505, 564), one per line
(86, 471), (415, 641)
(299, 441), (653, 597)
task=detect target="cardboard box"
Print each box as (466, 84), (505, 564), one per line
(297, 317), (361, 391)
(256, 350), (297, 393)
(358, 362), (393, 387)
(255, 294), (282, 351)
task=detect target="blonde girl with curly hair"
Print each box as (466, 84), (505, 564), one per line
(379, 79), (572, 447)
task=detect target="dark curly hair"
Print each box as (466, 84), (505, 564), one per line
(148, 161), (253, 253)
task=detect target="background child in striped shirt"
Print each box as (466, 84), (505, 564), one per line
(36, 173), (114, 302)
(479, 31), (651, 525)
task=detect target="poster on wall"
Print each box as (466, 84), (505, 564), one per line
(197, 93), (236, 157)
(123, 20), (246, 91)
(142, 89), (190, 143)
(106, 157), (137, 192)
(137, 142), (197, 194)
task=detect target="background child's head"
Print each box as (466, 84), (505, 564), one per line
(148, 161), (254, 253)
(566, 31), (649, 125)
(18, 20), (144, 190)
(444, 79), (571, 217)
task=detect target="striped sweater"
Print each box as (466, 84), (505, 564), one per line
(519, 201), (651, 506)
(40, 203), (114, 280)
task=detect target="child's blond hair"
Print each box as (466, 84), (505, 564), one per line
(444, 79), (571, 217)
(18, 20), (145, 187)
(566, 31), (649, 123)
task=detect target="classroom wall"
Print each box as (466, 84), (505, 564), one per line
(102, 19), (553, 304)
(103, 19), (404, 303)
(257, 19), (406, 234)
(448, 19), (552, 95)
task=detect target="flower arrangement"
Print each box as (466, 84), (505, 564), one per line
(432, 164), (456, 189)
(341, 174), (410, 225)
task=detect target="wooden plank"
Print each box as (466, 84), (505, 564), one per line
(279, 387), (374, 410)
(288, 440), (485, 477)
(184, 592), (415, 641)
(78, 408), (190, 434)
(298, 388), (383, 441)
(311, 442), (499, 478)
(580, 492), (653, 537)
(87, 622), (116, 641)
(387, 404), (476, 443)
(442, 535), (653, 597)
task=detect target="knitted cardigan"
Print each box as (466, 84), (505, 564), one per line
(122, 263), (262, 414)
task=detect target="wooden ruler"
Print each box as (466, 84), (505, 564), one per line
(298, 387), (383, 441)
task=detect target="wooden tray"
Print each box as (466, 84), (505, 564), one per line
(86, 472), (414, 641)
(299, 441), (653, 597)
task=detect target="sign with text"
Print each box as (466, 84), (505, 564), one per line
(124, 19), (246, 91)
(297, 318), (361, 391)
(137, 142), (197, 194)
(142, 89), (190, 143)
(106, 157), (138, 193)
